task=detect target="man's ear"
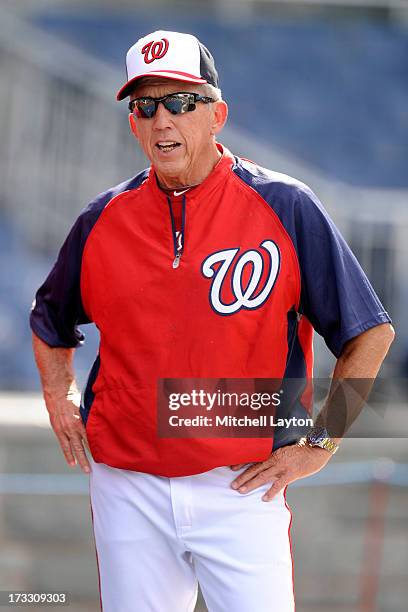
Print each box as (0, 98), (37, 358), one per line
(210, 100), (228, 136)
(128, 113), (139, 140)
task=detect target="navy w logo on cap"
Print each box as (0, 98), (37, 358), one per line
(116, 30), (219, 101)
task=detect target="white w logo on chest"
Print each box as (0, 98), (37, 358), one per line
(201, 240), (281, 315)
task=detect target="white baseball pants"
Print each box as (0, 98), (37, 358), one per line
(89, 459), (295, 612)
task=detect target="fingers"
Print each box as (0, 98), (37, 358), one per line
(56, 431), (91, 473)
(262, 478), (288, 502)
(57, 431), (77, 467)
(82, 433), (91, 452)
(229, 463), (249, 471)
(231, 462), (270, 491)
(50, 411), (91, 474)
(69, 434), (91, 473)
(232, 465), (287, 501)
(230, 449), (290, 500)
(230, 444), (332, 501)
(232, 466), (277, 493)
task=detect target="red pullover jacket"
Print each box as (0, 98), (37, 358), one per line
(30, 145), (390, 476)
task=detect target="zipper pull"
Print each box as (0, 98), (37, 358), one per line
(173, 253), (181, 269)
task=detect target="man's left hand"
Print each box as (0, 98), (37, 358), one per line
(230, 443), (332, 501)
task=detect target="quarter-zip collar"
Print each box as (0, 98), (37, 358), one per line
(146, 143), (235, 269)
(167, 193), (186, 269)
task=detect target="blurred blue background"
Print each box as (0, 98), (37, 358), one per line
(1, 0), (407, 390)
(0, 2), (407, 611)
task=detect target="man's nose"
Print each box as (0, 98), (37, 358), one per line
(152, 102), (173, 129)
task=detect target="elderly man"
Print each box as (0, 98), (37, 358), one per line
(31, 31), (394, 612)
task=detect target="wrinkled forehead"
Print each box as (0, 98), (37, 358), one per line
(129, 77), (205, 99)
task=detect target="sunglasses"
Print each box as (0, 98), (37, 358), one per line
(128, 92), (215, 119)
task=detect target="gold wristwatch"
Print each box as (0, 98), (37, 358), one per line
(298, 426), (339, 455)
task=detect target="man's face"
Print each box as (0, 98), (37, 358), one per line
(128, 79), (227, 188)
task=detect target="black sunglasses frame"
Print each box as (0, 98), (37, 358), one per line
(128, 92), (215, 118)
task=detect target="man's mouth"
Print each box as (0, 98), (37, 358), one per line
(156, 141), (181, 153)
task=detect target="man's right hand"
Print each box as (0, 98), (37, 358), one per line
(47, 393), (91, 473)
(32, 333), (91, 474)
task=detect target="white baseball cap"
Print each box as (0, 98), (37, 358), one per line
(116, 30), (219, 101)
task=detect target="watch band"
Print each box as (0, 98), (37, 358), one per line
(297, 435), (339, 455)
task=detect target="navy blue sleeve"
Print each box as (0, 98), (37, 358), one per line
(30, 213), (93, 348)
(293, 185), (391, 357)
(232, 159), (392, 358)
(30, 171), (149, 348)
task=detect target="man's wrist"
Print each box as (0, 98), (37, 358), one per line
(297, 426), (340, 455)
(43, 382), (79, 403)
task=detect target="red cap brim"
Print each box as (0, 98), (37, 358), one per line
(116, 71), (208, 101)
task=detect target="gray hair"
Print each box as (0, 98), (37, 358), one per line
(200, 83), (223, 101)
